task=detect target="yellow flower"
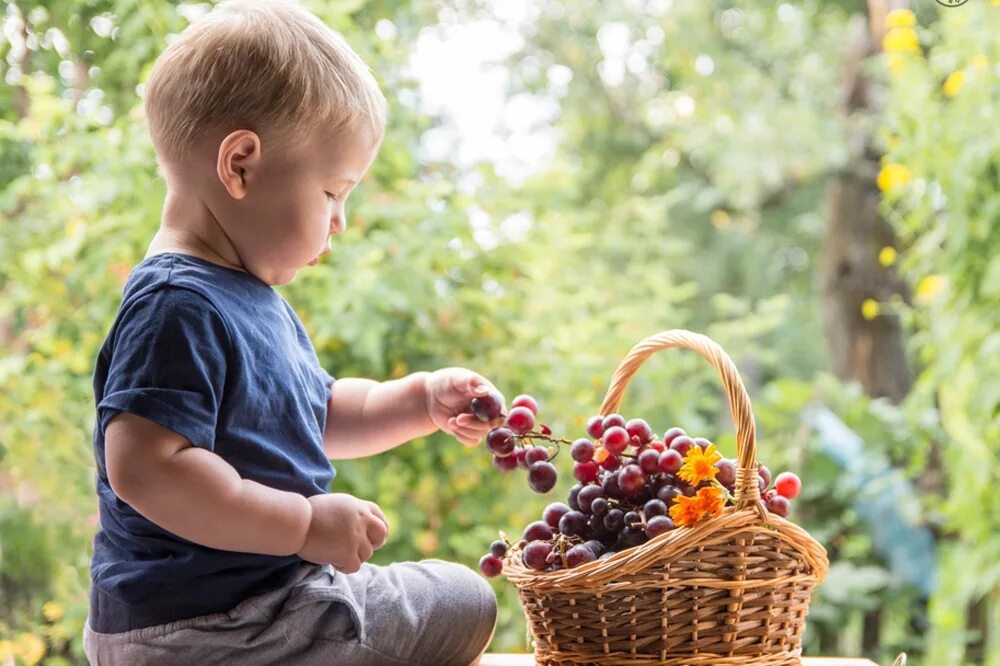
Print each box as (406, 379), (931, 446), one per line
(861, 299), (880, 321)
(43, 600), (64, 622)
(915, 274), (947, 303)
(877, 163), (912, 192)
(878, 246), (897, 267)
(886, 9), (915, 29)
(14, 633), (45, 666)
(883, 27), (919, 54)
(669, 494), (705, 528)
(943, 70), (966, 97)
(0, 640), (14, 661)
(971, 55), (989, 71)
(677, 443), (722, 485)
(695, 486), (726, 517)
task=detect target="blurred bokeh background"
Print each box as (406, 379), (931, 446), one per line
(2, 0), (999, 664)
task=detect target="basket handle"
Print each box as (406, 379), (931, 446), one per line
(599, 330), (764, 512)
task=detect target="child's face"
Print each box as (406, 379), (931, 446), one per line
(218, 124), (380, 286)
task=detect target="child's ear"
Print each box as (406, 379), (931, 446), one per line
(216, 130), (262, 200)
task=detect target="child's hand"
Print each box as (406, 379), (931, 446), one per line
(425, 368), (505, 447)
(297, 493), (388, 573)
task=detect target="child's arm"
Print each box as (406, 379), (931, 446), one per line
(323, 368), (503, 460)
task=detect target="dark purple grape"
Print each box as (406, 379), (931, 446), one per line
(759, 465), (772, 487)
(602, 413), (626, 430)
(559, 510), (589, 538)
(657, 484), (682, 504)
(524, 446), (549, 465)
(573, 461), (599, 483)
(693, 437), (712, 451)
(590, 497), (609, 517)
(588, 514), (613, 538)
(577, 485), (605, 514)
(646, 516), (675, 538)
(566, 544), (597, 568)
(603, 508), (625, 531)
(624, 510), (641, 527)
(618, 527), (649, 549)
(619, 464), (646, 496)
(523, 520), (554, 542)
(715, 459), (736, 487)
(586, 415), (606, 439)
(506, 407), (536, 435)
(583, 540), (606, 556)
(493, 454), (518, 472)
(514, 448), (529, 469)
(486, 427), (516, 457)
(658, 449), (683, 474)
(523, 541), (552, 571)
(528, 461), (558, 493)
(470, 391), (504, 422)
(670, 436), (695, 457)
(626, 418), (653, 444)
(600, 453), (623, 472)
(568, 483), (583, 511)
(679, 482), (696, 497)
(570, 438), (595, 463)
(661, 427), (686, 447)
(767, 494), (790, 517)
(602, 426), (630, 454)
(758, 475), (768, 493)
(489, 540), (507, 558)
(643, 499), (668, 518)
(638, 449), (661, 475)
(602, 471), (623, 499)
(542, 502), (570, 529)
(479, 554), (503, 577)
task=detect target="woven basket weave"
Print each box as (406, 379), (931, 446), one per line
(503, 330), (829, 665)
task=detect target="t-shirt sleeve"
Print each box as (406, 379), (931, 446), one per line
(98, 288), (230, 451)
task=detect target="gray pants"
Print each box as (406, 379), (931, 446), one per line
(84, 560), (497, 665)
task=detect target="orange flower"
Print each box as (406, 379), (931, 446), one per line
(669, 494), (705, 528)
(695, 486), (726, 517)
(677, 443), (722, 485)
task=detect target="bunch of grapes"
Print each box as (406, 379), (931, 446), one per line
(474, 401), (804, 578)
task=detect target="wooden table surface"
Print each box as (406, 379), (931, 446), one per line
(481, 656), (879, 666)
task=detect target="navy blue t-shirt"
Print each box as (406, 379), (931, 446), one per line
(89, 252), (336, 633)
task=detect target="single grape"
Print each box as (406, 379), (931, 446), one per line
(766, 494), (791, 517)
(646, 516), (675, 538)
(670, 436), (696, 457)
(583, 540), (606, 557)
(599, 551), (616, 560)
(590, 497), (609, 517)
(759, 465), (772, 487)
(602, 426), (630, 455)
(470, 391), (504, 423)
(573, 461), (599, 483)
(588, 513), (613, 538)
(602, 471), (623, 499)
(649, 440), (665, 452)
(619, 464), (646, 497)
(577, 484), (606, 514)
(567, 483), (583, 511)
(506, 407), (536, 435)
(762, 489), (777, 502)
(566, 544), (597, 568)
(493, 454), (518, 472)
(678, 482), (696, 497)
(511, 394), (539, 415)
(638, 449), (661, 475)
(486, 427), (516, 457)
(602, 413), (627, 430)
(661, 427), (687, 448)
(600, 453), (623, 472)
(715, 459), (737, 487)
(524, 446), (549, 466)
(693, 437), (712, 451)
(775, 472), (801, 499)
(624, 510), (641, 527)
(618, 527), (649, 549)
(514, 447), (529, 470)
(570, 438), (595, 463)
(479, 554), (503, 577)
(523, 541), (552, 571)
(626, 418), (653, 444)
(643, 498), (668, 518)
(658, 449), (683, 474)
(528, 461), (558, 493)
(523, 520), (554, 542)
(603, 508), (625, 532)
(586, 415), (606, 439)
(656, 484), (683, 502)
(758, 475), (767, 493)
(489, 540), (507, 558)
(542, 502), (571, 529)
(559, 510), (589, 538)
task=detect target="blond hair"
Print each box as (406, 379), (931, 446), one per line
(144, 0), (386, 166)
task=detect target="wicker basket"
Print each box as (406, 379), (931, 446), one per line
(503, 330), (830, 665)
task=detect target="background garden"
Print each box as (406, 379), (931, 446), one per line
(2, 0), (999, 663)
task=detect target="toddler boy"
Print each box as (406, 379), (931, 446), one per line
(83, 2), (500, 664)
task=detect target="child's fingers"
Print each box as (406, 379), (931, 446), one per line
(453, 426), (483, 447)
(366, 501), (389, 530)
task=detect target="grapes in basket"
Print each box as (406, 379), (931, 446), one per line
(470, 394), (802, 578)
